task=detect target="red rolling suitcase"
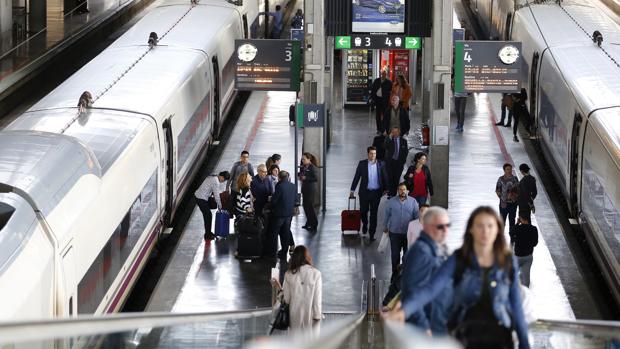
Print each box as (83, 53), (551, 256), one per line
(341, 197), (361, 233)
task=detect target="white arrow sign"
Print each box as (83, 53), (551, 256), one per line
(339, 37), (347, 46)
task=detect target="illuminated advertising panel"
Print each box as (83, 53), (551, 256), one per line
(352, 0), (406, 33)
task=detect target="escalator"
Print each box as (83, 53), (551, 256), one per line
(0, 266), (619, 349)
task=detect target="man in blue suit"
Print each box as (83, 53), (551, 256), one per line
(269, 170), (297, 259)
(350, 146), (389, 241)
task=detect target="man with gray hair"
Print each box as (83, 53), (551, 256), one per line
(400, 206), (452, 336)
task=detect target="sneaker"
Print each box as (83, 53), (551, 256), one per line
(505, 124), (511, 128)
(495, 122), (504, 126)
(204, 232), (215, 240)
(513, 136), (519, 142)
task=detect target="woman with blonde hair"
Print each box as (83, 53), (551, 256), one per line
(233, 172), (253, 217)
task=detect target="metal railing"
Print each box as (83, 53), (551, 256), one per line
(0, 308), (273, 344)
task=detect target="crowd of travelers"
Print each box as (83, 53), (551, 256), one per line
(191, 66), (540, 346)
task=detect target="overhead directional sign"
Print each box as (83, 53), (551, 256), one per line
(454, 40), (522, 93)
(335, 35), (421, 50)
(234, 39), (301, 92)
(336, 36), (351, 49)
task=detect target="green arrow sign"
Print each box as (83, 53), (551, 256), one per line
(405, 36), (421, 49)
(335, 36), (351, 49)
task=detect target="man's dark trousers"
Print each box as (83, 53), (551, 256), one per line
(360, 189), (381, 238)
(389, 232), (408, 274)
(387, 159), (404, 196)
(195, 197), (213, 235)
(269, 216), (292, 258)
(375, 101), (386, 133)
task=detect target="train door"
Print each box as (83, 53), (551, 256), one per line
(569, 112), (583, 216)
(212, 56), (221, 138)
(529, 52), (540, 135)
(162, 118), (175, 225)
(62, 246), (77, 317)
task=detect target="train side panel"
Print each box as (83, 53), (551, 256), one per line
(580, 110), (620, 304)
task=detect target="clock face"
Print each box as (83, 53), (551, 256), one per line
(237, 43), (258, 62)
(498, 45), (520, 65)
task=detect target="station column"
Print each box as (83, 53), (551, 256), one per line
(302, 0), (326, 209)
(428, 0), (454, 208)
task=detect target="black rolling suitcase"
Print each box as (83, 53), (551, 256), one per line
(236, 214), (264, 259)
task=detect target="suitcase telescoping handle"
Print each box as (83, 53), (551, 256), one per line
(348, 196), (357, 210)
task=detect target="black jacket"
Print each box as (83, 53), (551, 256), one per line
(383, 106), (411, 135)
(517, 174), (537, 208)
(403, 165), (434, 196)
(371, 77), (392, 105)
(351, 159), (389, 195)
(384, 136), (409, 165)
(271, 180), (296, 217)
(511, 223), (538, 256)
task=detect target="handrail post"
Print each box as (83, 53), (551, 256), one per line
(367, 264), (378, 320)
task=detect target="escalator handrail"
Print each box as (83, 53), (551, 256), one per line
(0, 308), (273, 343)
(533, 318), (620, 336)
(383, 319), (462, 349)
(248, 312), (366, 349)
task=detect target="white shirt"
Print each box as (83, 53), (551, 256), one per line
(407, 220), (423, 247)
(195, 176), (223, 208)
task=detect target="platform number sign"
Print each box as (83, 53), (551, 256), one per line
(234, 39), (301, 92)
(336, 35), (420, 50)
(463, 51), (472, 63)
(454, 40), (522, 93)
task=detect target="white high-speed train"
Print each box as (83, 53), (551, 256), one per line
(467, 0), (620, 303)
(0, 0), (261, 319)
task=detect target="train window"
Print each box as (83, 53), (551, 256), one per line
(0, 202), (15, 232)
(243, 14), (249, 39)
(504, 13), (513, 40)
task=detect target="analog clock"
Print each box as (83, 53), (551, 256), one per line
(237, 43), (258, 62)
(498, 44), (520, 65)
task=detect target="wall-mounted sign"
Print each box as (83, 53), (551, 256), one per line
(234, 39), (301, 92)
(454, 41), (522, 93)
(352, 0), (406, 33)
(296, 103), (325, 128)
(335, 35), (420, 49)
(291, 29), (304, 41)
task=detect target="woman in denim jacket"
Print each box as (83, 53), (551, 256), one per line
(400, 206), (529, 349)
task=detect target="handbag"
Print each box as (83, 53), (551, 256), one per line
(207, 195), (217, 209)
(270, 301), (290, 334)
(377, 232), (390, 253)
(502, 94), (514, 109)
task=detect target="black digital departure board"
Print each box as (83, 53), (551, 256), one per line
(234, 39), (301, 92)
(454, 41), (522, 93)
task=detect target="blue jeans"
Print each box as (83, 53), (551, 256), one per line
(413, 195), (427, 206)
(499, 202), (518, 233)
(389, 233), (408, 274)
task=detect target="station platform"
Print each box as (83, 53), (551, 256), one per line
(0, 0), (149, 113)
(146, 81), (601, 324)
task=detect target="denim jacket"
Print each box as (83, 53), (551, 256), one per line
(401, 250), (530, 349)
(402, 232), (452, 335)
